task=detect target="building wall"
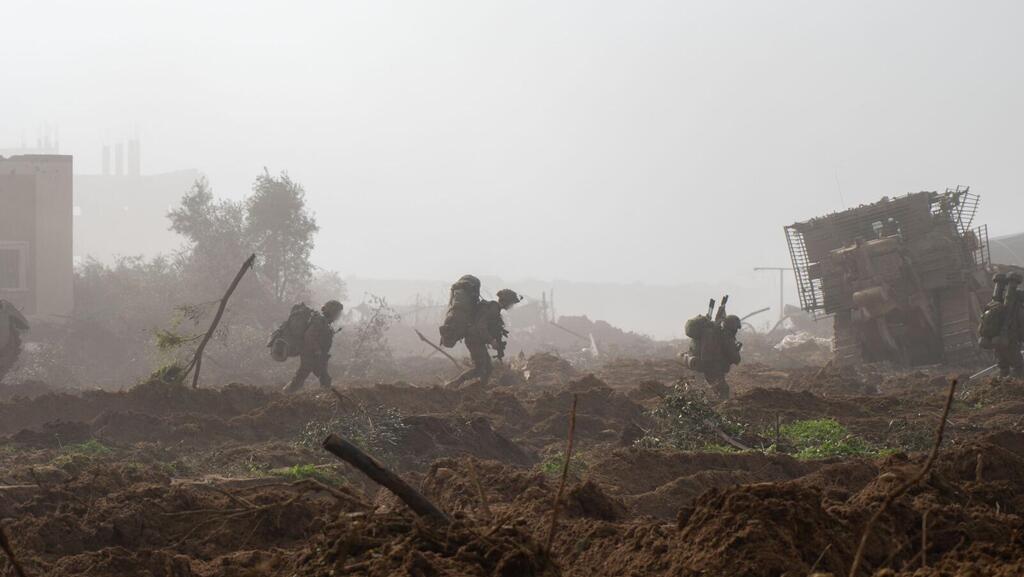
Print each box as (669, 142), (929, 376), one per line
(0, 155), (74, 319)
(0, 175), (38, 313)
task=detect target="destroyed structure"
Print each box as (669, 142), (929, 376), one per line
(786, 186), (992, 366)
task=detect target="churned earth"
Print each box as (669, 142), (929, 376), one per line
(0, 355), (1021, 576)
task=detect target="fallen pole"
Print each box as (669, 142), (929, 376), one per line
(322, 433), (449, 523)
(413, 328), (467, 369)
(969, 363), (999, 382)
(183, 253), (256, 389)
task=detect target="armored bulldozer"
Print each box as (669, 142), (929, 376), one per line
(785, 186), (992, 367)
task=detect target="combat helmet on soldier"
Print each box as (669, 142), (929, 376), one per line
(322, 300), (344, 321)
(496, 289), (522, 310)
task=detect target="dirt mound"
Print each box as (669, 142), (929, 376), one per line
(398, 415), (534, 468)
(3, 459), (368, 577)
(673, 482), (852, 576)
(595, 358), (687, 389)
(0, 379), (62, 400)
(585, 447), (819, 519)
(524, 353), (578, 389)
(522, 375), (649, 449)
(290, 513), (556, 577)
(416, 457), (549, 515)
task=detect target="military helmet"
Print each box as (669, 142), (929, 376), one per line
(496, 289), (522, 307)
(723, 315), (742, 332)
(322, 300), (344, 316)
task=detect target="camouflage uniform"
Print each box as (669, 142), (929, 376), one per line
(447, 290), (520, 388)
(685, 315), (742, 400)
(994, 292), (1024, 378)
(284, 311), (336, 393)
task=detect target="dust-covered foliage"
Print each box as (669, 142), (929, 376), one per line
(247, 169), (319, 304)
(297, 405), (408, 460)
(635, 381), (746, 450)
(13, 172), (332, 389)
(337, 295), (401, 379)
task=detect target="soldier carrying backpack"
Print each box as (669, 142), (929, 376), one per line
(680, 296), (743, 400)
(439, 276), (521, 388)
(269, 300), (344, 393)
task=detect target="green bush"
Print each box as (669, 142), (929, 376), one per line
(779, 418), (879, 460)
(636, 382), (746, 450)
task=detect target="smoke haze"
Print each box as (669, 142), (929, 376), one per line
(4, 1), (1023, 330)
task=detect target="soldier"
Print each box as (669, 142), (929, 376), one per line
(0, 300), (30, 383)
(283, 300), (343, 393)
(446, 289), (521, 388)
(993, 272), (1023, 377)
(682, 299), (742, 400)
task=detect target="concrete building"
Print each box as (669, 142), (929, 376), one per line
(0, 155), (74, 319)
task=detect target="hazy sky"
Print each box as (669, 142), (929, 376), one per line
(4, 0), (1023, 292)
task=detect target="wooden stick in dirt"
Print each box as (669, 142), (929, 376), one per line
(711, 423), (752, 451)
(413, 328), (467, 369)
(921, 509), (929, 569)
(847, 378), (958, 577)
(545, 394), (578, 554)
(183, 253), (256, 389)
(467, 459), (492, 518)
(808, 543), (832, 574)
(0, 525), (28, 577)
(322, 434), (449, 523)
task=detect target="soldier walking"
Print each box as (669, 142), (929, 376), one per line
(681, 297), (743, 399)
(283, 300), (344, 393)
(445, 287), (521, 388)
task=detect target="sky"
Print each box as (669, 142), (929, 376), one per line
(3, 0), (1024, 310)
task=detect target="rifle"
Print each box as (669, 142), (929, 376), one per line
(714, 295), (730, 323)
(494, 328), (509, 361)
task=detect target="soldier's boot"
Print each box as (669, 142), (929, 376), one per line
(283, 375), (306, 394)
(445, 369), (474, 389)
(713, 380), (731, 401)
(705, 373), (729, 400)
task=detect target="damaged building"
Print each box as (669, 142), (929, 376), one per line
(785, 187), (992, 367)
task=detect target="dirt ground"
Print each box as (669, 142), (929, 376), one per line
(1, 354), (1022, 576)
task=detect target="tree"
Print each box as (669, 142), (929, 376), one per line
(246, 169), (319, 304)
(308, 268), (349, 306)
